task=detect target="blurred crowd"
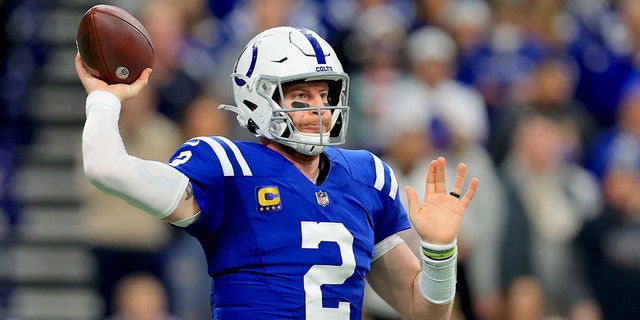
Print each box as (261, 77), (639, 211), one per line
(1, 0), (43, 316)
(4, 0), (640, 319)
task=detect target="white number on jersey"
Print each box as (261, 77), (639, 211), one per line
(301, 221), (356, 320)
(169, 151), (192, 166)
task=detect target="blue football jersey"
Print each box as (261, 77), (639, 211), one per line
(167, 136), (411, 320)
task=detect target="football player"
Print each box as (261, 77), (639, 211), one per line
(75, 26), (478, 320)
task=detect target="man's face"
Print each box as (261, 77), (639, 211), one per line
(281, 81), (332, 134)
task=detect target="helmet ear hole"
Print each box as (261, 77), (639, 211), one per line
(242, 100), (259, 133)
(243, 100), (258, 111)
(330, 112), (343, 138)
(271, 89), (282, 106)
(247, 119), (259, 134)
(327, 80), (343, 106)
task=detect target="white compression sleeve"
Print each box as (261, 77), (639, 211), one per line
(82, 90), (189, 219)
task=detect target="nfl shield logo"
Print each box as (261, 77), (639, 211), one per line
(315, 190), (329, 207)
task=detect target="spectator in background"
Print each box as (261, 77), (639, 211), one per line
(575, 74), (640, 320)
(340, 4), (410, 152)
(206, 0), (237, 19)
(503, 276), (547, 320)
(410, 0), (452, 30)
(139, 0), (227, 140)
(404, 25), (490, 150)
(164, 0), (221, 86)
(584, 75), (640, 180)
(455, 0), (547, 123)
(565, 0), (640, 130)
(574, 147), (640, 320)
(318, 0), (415, 70)
(439, 0), (492, 87)
(104, 272), (183, 320)
(499, 113), (602, 319)
(490, 57), (596, 166)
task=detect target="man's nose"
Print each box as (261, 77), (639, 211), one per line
(308, 94), (325, 109)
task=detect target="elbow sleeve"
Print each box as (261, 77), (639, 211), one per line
(82, 90), (189, 219)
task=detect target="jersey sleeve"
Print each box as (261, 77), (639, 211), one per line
(340, 149), (412, 245)
(369, 153), (412, 245)
(168, 137), (224, 182)
(167, 136), (237, 234)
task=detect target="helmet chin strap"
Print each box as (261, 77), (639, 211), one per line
(279, 131), (329, 155)
(293, 141), (325, 155)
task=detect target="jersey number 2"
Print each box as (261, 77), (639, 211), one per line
(301, 221), (356, 320)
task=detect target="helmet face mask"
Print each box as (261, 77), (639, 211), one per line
(219, 26), (350, 155)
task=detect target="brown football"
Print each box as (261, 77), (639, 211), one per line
(77, 4), (154, 84)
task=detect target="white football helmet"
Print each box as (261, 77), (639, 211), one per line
(219, 26), (350, 155)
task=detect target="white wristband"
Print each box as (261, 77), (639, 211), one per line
(418, 240), (457, 305)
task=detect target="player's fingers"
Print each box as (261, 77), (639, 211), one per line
(75, 53), (91, 78)
(126, 68), (152, 97)
(74, 53), (82, 71)
(405, 186), (419, 219)
(75, 53), (106, 94)
(435, 157), (447, 193)
(459, 177), (479, 209)
(140, 67), (153, 81)
(425, 159), (437, 196)
(134, 68), (152, 87)
(449, 163), (466, 199)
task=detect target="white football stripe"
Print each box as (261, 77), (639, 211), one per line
(388, 165), (398, 200)
(372, 154), (385, 191)
(200, 137), (234, 176)
(217, 136), (253, 176)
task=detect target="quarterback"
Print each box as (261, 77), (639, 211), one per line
(75, 26), (478, 320)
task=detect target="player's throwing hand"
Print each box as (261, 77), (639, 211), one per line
(74, 53), (151, 102)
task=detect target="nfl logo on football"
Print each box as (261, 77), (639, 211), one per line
(315, 190), (329, 207)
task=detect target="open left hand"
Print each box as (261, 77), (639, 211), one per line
(405, 156), (478, 245)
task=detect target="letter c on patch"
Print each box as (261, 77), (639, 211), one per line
(258, 187), (280, 206)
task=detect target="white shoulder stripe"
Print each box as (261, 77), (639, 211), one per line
(200, 137), (234, 176)
(372, 153), (385, 191)
(217, 136), (253, 176)
(388, 165), (398, 200)
(371, 153), (398, 199)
